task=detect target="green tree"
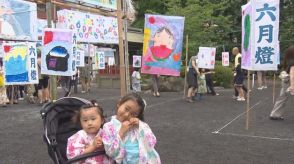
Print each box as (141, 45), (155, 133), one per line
(131, 0), (294, 62)
(131, 0), (167, 28)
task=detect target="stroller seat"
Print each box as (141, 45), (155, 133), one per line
(40, 97), (106, 164)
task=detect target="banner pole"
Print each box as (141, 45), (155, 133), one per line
(246, 70), (250, 130)
(46, 0), (57, 101)
(273, 72), (276, 104)
(117, 0), (126, 96)
(10, 86), (14, 105)
(183, 35), (188, 99)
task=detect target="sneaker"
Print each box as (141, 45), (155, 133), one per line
(237, 97), (246, 101)
(18, 97), (24, 101)
(269, 116), (284, 120)
(186, 98), (195, 103)
(232, 95), (238, 99)
(263, 86), (268, 89)
(81, 91), (86, 93)
(215, 93), (220, 96)
(257, 86), (263, 90)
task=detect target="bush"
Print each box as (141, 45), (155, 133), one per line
(211, 61), (234, 88)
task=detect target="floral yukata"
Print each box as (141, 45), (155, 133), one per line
(102, 116), (161, 164)
(67, 130), (112, 164)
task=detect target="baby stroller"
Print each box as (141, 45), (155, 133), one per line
(40, 97), (106, 164)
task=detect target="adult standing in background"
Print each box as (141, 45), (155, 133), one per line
(186, 55), (199, 103)
(257, 71), (267, 90)
(232, 47), (247, 99)
(0, 60), (9, 106)
(205, 69), (219, 96)
(79, 57), (92, 93)
(37, 50), (50, 104)
(270, 46), (294, 120)
(152, 74), (160, 97)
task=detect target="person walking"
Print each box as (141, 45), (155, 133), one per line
(186, 55), (199, 102)
(196, 69), (207, 100)
(205, 69), (219, 96)
(232, 47), (247, 99)
(257, 71), (268, 90)
(131, 68), (141, 92)
(152, 74), (160, 97)
(0, 60), (9, 106)
(270, 46), (294, 120)
(79, 57), (91, 93)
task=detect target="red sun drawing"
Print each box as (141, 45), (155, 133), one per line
(149, 16), (155, 24)
(44, 31), (53, 45)
(3, 45), (11, 53)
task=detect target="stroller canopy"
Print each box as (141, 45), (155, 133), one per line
(41, 97), (92, 164)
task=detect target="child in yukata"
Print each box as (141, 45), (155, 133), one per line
(196, 68), (207, 100)
(143, 26), (175, 69)
(66, 101), (112, 164)
(101, 93), (161, 164)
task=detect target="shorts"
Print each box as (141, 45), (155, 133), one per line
(187, 68), (198, 88)
(37, 78), (49, 90)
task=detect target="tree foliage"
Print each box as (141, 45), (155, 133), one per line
(131, 0), (294, 60)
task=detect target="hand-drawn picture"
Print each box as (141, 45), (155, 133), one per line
(57, 9), (118, 44)
(133, 55), (141, 68)
(42, 28), (75, 76)
(0, 0), (37, 41)
(141, 14), (185, 76)
(3, 42), (38, 84)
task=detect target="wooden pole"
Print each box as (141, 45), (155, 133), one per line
(183, 35), (188, 99)
(273, 73), (276, 104)
(10, 86), (14, 105)
(46, 0), (57, 101)
(246, 71), (250, 130)
(123, 0), (130, 93)
(117, 0), (126, 96)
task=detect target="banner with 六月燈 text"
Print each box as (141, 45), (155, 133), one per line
(2, 42), (38, 85)
(41, 28), (76, 76)
(57, 9), (118, 44)
(94, 51), (105, 70)
(76, 49), (85, 67)
(241, 0), (279, 71)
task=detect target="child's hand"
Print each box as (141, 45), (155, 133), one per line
(129, 117), (139, 126)
(119, 120), (133, 138)
(93, 136), (104, 149)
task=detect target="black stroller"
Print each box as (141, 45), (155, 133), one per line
(40, 97), (106, 164)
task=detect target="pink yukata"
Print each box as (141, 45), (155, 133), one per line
(101, 116), (161, 164)
(66, 130), (112, 164)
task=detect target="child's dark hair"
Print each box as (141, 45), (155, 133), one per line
(73, 100), (105, 127)
(155, 27), (174, 40)
(117, 92), (146, 121)
(199, 68), (205, 73)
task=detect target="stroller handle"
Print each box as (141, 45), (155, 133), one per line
(66, 150), (106, 164)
